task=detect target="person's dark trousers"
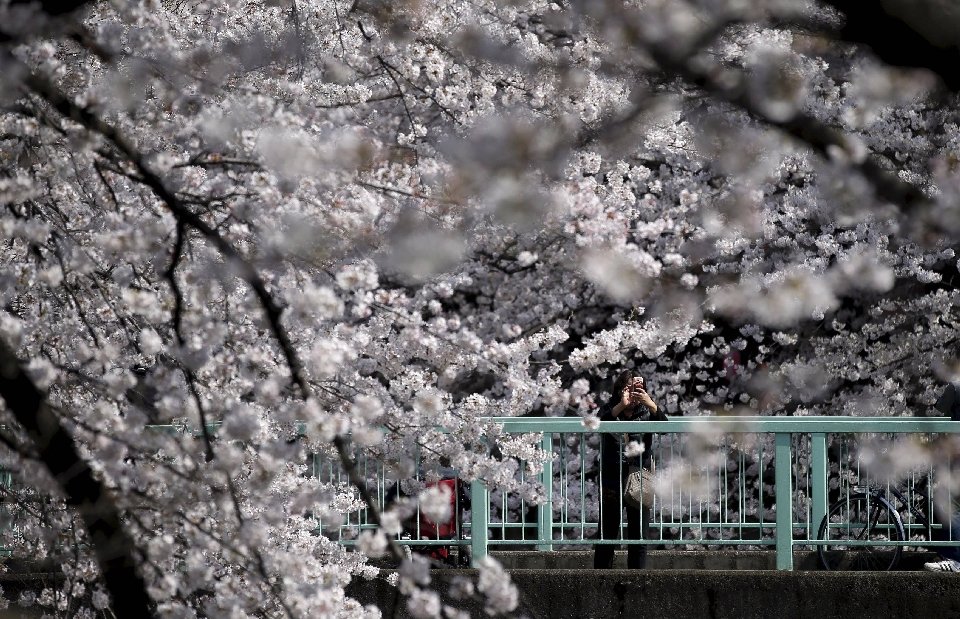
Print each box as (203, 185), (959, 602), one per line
(939, 516), (960, 562)
(594, 487), (650, 568)
(930, 506), (960, 562)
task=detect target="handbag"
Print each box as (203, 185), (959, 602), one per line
(624, 465), (655, 509)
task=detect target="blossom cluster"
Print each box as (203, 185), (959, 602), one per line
(0, 0), (958, 616)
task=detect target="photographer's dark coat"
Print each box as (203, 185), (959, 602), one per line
(597, 402), (668, 488)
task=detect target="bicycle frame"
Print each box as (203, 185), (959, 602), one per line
(865, 490), (906, 539)
(886, 482), (935, 542)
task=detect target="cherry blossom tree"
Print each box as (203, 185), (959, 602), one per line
(1, 0), (959, 616)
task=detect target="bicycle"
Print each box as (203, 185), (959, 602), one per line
(816, 476), (939, 570)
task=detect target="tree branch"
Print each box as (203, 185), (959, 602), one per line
(20, 69), (311, 400)
(0, 337), (152, 616)
(20, 64), (408, 564)
(641, 28), (933, 221)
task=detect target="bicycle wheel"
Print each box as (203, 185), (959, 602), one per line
(817, 493), (905, 570)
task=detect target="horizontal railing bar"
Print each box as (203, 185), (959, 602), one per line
(805, 539), (959, 547)
(484, 522), (801, 530)
(336, 522), (799, 531)
(492, 539), (777, 546)
(486, 416), (960, 433)
(338, 539), (470, 546)
(331, 538), (960, 548)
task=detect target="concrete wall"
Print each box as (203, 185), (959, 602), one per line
(348, 564), (960, 618)
(488, 549), (941, 570)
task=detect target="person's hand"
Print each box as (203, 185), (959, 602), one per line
(615, 377), (653, 417)
(627, 378), (655, 411)
(633, 387), (656, 412)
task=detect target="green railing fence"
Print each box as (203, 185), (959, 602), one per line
(317, 416), (960, 570)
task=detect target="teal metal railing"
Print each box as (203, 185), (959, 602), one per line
(0, 417), (955, 568)
(318, 416), (960, 570)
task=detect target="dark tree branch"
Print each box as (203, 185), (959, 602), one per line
(166, 222), (188, 347)
(0, 337), (152, 616)
(20, 69), (311, 400)
(642, 31), (933, 220)
(20, 64), (408, 565)
(184, 369), (217, 463)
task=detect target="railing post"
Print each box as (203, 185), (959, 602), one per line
(810, 433), (828, 541)
(470, 479), (489, 564)
(774, 432), (794, 570)
(537, 431), (554, 550)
